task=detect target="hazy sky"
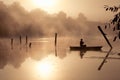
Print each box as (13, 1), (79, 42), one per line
(1, 0), (120, 21)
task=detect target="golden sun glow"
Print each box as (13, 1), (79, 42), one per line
(32, 0), (58, 12)
(35, 57), (56, 78)
(37, 61), (53, 77)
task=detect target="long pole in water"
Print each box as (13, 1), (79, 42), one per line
(20, 35), (22, 50)
(98, 26), (113, 70)
(26, 35), (28, 45)
(55, 33), (57, 56)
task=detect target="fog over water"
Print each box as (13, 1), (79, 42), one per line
(0, 1), (120, 80)
(0, 37), (120, 80)
(0, 1), (104, 38)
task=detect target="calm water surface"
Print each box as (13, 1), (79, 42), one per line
(0, 37), (120, 80)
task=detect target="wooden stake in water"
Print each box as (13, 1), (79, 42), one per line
(20, 35), (22, 49)
(26, 35), (28, 52)
(11, 38), (13, 50)
(55, 33), (57, 56)
(26, 35), (28, 45)
(20, 35), (21, 44)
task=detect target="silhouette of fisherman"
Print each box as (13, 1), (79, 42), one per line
(80, 39), (86, 58)
(80, 39), (84, 47)
(80, 39), (86, 47)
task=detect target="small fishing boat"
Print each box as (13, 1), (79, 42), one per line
(70, 46), (102, 51)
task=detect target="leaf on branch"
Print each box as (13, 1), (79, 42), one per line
(117, 23), (120, 30)
(113, 27), (116, 31)
(119, 19), (120, 22)
(105, 25), (107, 29)
(119, 31), (120, 39)
(118, 12), (120, 16)
(109, 7), (113, 11)
(114, 6), (118, 12)
(106, 8), (108, 11)
(104, 5), (120, 12)
(113, 36), (117, 42)
(112, 15), (118, 24)
(108, 23), (110, 28)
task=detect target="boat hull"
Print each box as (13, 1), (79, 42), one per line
(70, 46), (102, 51)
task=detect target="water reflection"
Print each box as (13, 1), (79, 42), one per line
(0, 37), (70, 69)
(0, 37), (120, 69)
(0, 37), (120, 80)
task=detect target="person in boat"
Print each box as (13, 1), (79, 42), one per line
(80, 39), (86, 58)
(80, 39), (86, 47)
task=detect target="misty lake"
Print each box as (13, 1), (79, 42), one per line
(0, 37), (120, 80)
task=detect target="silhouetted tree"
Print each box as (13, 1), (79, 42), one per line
(97, 5), (120, 70)
(104, 5), (120, 41)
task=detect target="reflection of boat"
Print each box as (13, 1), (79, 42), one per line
(70, 46), (102, 51)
